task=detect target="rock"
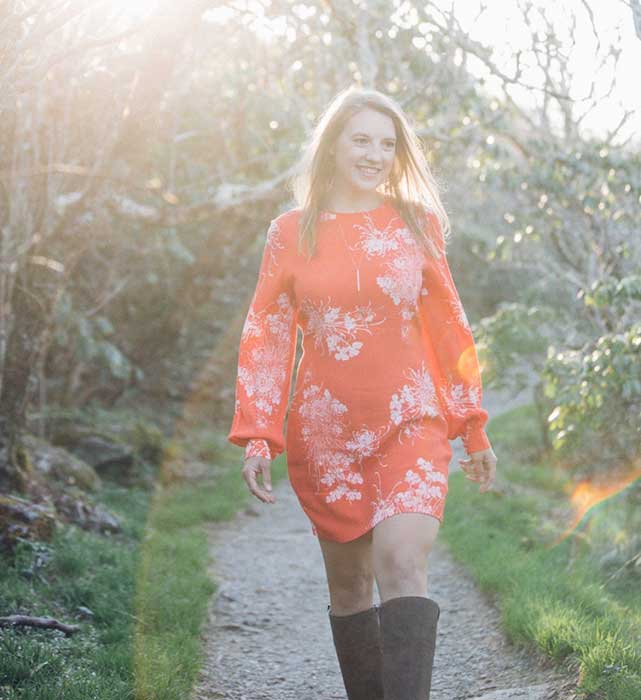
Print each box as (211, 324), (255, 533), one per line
(22, 434), (101, 491)
(46, 416), (167, 484)
(91, 504), (121, 533)
(76, 606), (95, 619)
(54, 432), (135, 473)
(0, 494), (57, 554)
(51, 490), (121, 534)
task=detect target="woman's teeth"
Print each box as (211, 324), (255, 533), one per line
(357, 166), (380, 176)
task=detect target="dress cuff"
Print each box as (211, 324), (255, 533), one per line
(461, 422), (491, 455)
(244, 439), (272, 461)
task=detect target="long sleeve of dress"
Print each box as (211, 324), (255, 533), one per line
(227, 217), (298, 462)
(420, 212), (491, 454)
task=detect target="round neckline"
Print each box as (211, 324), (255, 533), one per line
(321, 197), (390, 216)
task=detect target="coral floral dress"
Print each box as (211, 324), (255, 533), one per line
(227, 198), (491, 543)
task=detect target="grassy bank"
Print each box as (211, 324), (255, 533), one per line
(0, 426), (287, 700)
(441, 404), (641, 700)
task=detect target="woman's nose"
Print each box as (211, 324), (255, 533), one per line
(365, 147), (383, 163)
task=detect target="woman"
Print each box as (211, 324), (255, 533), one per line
(227, 85), (498, 700)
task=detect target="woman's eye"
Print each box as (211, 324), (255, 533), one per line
(354, 138), (395, 148)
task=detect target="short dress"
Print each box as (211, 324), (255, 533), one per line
(227, 197), (491, 543)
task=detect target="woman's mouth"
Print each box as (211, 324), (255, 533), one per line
(356, 165), (380, 178)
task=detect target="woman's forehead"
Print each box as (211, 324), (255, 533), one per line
(342, 109), (396, 138)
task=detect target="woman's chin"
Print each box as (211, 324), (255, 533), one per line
(348, 179), (380, 192)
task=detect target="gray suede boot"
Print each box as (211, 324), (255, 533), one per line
(378, 595), (440, 700)
(327, 603), (384, 700)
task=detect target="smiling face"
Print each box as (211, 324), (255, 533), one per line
(329, 108), (397, 205)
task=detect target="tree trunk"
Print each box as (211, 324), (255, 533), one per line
(0, 255), (63, 492)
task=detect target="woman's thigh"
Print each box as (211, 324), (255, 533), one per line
(318, 529), (375, 614)
(372, 513), (440, 599)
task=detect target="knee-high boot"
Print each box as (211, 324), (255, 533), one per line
(327, 603), (384, 700)
(378, 595), (440, 700)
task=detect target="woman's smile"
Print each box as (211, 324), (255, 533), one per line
(356, 165), (381, 179)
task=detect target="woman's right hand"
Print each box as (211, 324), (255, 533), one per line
(242, 456), (275, 504)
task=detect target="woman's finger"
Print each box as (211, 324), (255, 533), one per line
(254, 465), (276, 503)
(243, 461), (273, 503)
(250, 466), (275, 503)
(245, 468), (261, 499)
(262, 463), (272, 493)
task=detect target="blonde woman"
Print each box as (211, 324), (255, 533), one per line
(228, 86), (497, 700)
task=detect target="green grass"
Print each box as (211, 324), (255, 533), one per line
(0, 426), (288, 700)
(441, 403), (641, 700)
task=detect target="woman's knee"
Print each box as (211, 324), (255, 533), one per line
(318, 534), (374, 612)
(371, 513), (439, 595)
(374, 548), (426, 588)
(328, 569), (375, 612)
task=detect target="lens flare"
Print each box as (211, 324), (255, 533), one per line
(552, 462), (641, 547)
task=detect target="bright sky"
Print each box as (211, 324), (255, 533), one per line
(439, 0), (641, 146)
(197, 0), (641, 145)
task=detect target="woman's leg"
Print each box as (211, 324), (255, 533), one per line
(372, 513), (441, 700)
(319, 530), (383, 700)
(372, 512), (440, 600)
(318, 529), (375, 614)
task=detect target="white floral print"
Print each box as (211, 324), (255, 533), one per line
(345, 424), (390, 469)
(449, 295), (471, 331)
(237, 292), (295, 429)
(439, 381), (481, 419)
(370, 457), (447, 528)
(389, 362), (442, 444)
(351, 213), (426, 339)
(432, 258), (472, 332)
(245, 439), (271, 460)
(300, 297), (386, 361)
(261, 219), (286, 278)
(295, 369), (390, 502)
(353, 215), (401, 256)
(296, 374), (363, 503)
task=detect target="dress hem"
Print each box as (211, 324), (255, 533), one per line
(310, 505), (444, 544)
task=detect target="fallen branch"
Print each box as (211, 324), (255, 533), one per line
(0, 614), (81, 636)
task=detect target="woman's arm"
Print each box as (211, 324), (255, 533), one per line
(227, 217), (298, 461)
(419, 211), (491, 454)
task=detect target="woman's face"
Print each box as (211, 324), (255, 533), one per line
(331, 108), (397, 198)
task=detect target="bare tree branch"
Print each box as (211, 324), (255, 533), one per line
(14, 22), (147, 94)
(631, 0), (641, 40)
(0, 614), (80, 636)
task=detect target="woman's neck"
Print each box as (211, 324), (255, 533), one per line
(322, 192), (385, 213)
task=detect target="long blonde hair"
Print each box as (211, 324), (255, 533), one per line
(288, 85), (451, 261)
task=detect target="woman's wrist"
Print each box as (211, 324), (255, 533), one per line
(461, 422), (491, 455)
(244, 439), (272, 461)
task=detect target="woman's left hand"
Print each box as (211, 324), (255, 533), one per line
(458, 446), (497, 493)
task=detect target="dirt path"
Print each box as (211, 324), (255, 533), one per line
(192, 377), (579, 700)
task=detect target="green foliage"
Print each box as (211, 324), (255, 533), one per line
(128, 421), (166, 467)
(486, 403), (537, 452)
(542, 323), (641, 465)
(581, 275), (641, 311)
(478, 122), (641, 479)
(51, 292), (142, 386)
(475, 302), (554, 391)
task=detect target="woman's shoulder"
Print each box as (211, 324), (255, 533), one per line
(272, 205), (302, 224)
(269, 207), (302, 240)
